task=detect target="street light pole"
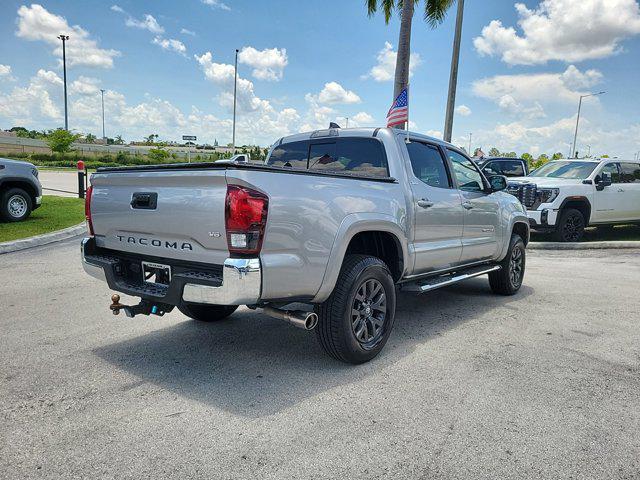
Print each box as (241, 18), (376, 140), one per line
(57, 34), (70, 130)
(232, 48), (238, 152)
(100, 89), (106, 143)
(443, 0), (465, 143)
(571, 91), (605, 158)
(468, 132), (472, 155)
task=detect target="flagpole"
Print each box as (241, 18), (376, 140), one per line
(405, 84), (410, 144)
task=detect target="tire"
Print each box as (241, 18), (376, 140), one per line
(0, 188), (33, 222)
(489, 234), (526, 296)
(553, 208), (585, 242)
(314, 255), (396, 364)
(178, 304), (238, 322)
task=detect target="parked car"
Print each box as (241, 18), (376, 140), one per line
(507, 158), (640, 242)
(81, 128), (530, 363)
(0, 158), (42, 222)
(476, 157), (529, 178)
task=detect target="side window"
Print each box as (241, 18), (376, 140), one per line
(483, 162), (502, 175)
(502, 161), (525, 176)
(334, 138), (389, 177)
(447, 149), (485, 192)
(600, 163), (621, 183)
(406, 142), (451, 188)
(267, 141), (308, 169)
(620, 163), (640, 183)
(308, 142), (338, 170)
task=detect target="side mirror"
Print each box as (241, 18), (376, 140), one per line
(488, 175), (508, 192)
(595, 173), (612, 191)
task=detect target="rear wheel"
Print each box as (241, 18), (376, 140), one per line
(1, 188), (32, 222)
(179, 304), (238, 322)
(315, 255), (396, 364)
(553, 208), (585, 242)
(489, 234), (526, 296)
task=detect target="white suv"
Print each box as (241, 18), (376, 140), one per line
(507, 159), (640, 241)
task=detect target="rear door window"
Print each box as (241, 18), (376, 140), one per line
(406, 141), (451, 188)
(501, 160), (525, 176)
(620, 163), (640, 183)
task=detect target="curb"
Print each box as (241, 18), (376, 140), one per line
(0, 223), (86, 255)
(529, 240), (640, 250)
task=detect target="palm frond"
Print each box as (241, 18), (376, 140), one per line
(424, 0), (456, 28)
(366, 0), (398, 24)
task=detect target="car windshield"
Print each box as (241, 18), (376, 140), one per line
(529, 161), (598, 179)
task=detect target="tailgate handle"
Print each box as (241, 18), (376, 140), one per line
(130, 192), (157, 210)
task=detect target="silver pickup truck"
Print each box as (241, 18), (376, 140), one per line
(81, 127), (530, 363)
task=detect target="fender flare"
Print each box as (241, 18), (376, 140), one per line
(558, 196), (592, 223)
(0, 176), (40, 201)
(311, 212), (408, 303)
(499, 211), (530, 260)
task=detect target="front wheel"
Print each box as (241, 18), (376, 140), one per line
(1, 188), (33, 222)
(178, 304), (238, 322)
(553, 208), (585, 242)
(489, 234), (526, 295)
(315, 255), (396, 364)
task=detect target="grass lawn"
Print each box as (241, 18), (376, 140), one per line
(532, 224), (640, 242)
(0, 195), (85, 243)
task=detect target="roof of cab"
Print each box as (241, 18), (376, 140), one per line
(274, 127), (454, 149)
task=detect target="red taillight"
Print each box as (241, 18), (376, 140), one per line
(225, 185), (268, 255)
(85, 185), (94, 236)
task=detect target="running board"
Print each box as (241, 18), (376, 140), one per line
(401, 264), (501, 293)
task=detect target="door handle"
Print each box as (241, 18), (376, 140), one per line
(417, 199), (434, 209)
(462, 201), (474, 210)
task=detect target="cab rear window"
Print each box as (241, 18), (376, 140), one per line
(267, 138), (389, 178)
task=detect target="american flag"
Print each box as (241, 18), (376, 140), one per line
(386, 87), (409, 128)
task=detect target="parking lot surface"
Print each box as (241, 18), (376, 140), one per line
(1, 240), (639, 479)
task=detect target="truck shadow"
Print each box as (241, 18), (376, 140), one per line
(93, 279), (533, 418)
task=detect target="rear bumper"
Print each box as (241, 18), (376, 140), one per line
(81, 237), (261, 306)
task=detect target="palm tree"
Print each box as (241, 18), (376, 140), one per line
(367, 0), (456, 102)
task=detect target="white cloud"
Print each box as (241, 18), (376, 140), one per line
(472, 65), (603, 112)
(425, 129), (443, 139)
(0, 68), (301, 146)
(351, 112), (375, 125)
(0, 69), (63, 122)
(313, 82), (361, 105)
(125, 14), (164, 34)
(455, 105), (472, 116)
(363, 42), (422, 82)
(0, 65), (12, 78)
(110, 5), (124, 13)
(16, 4), (120, 69)
(181, 28), (196, 36)
(238, 47), (288, 81)
(153, 37), (187, 56)
(474, 0), (640, 65)
(70, 76), (101, 96)
(201, 0), (230, 11)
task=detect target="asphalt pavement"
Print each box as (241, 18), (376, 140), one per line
(1, 239), (639, 479)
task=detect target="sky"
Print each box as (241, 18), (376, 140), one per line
(0, 0), (639, 158)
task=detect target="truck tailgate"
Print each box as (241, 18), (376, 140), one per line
(90, 169), (229, 265)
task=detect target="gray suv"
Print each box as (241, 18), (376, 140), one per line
(0, 158), (43, 222)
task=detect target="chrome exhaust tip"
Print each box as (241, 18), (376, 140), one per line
(261, 306), (318, 331)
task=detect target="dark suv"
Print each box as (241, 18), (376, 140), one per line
(0, 158), (43, 222)
(476, 157), (529, 178)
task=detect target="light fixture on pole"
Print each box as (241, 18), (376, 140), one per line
(100, 89), (106, 143)
(57, 34), (70, 130)
(232, 48), (238, 152)
(571, 91), (605, 159)
(443, 0), (465, 143)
